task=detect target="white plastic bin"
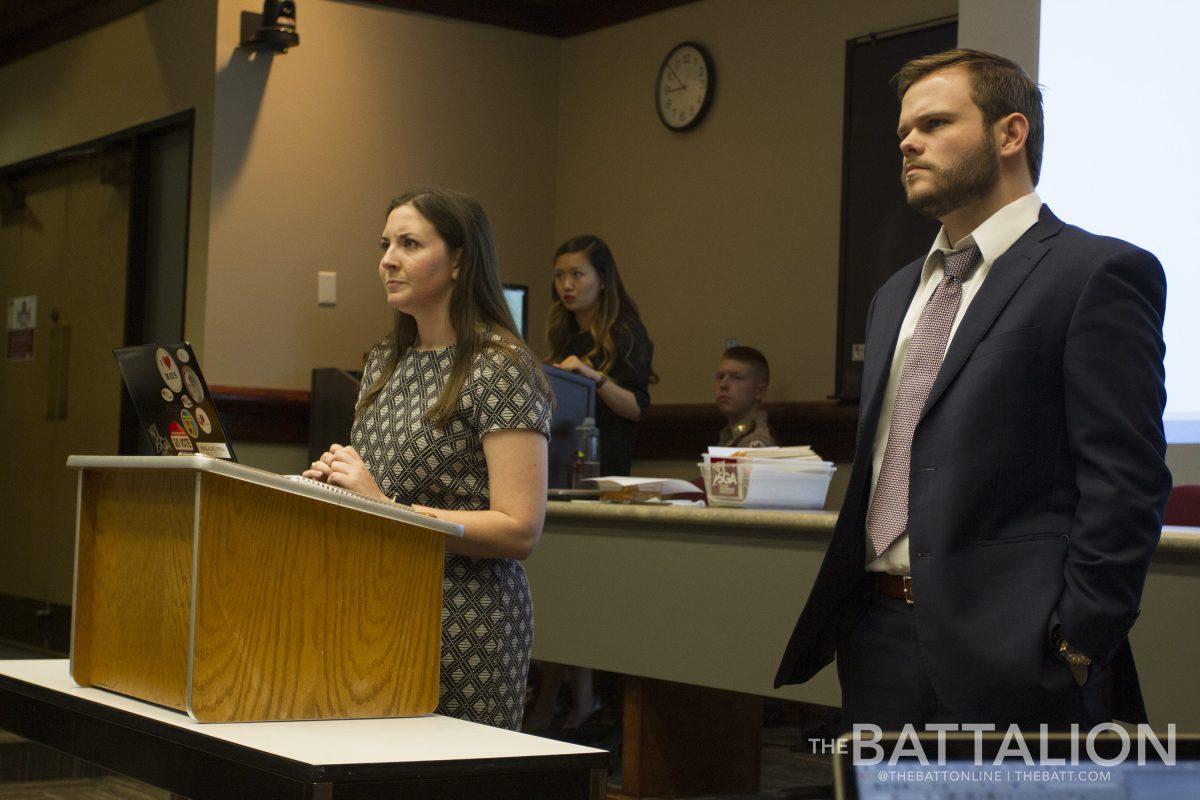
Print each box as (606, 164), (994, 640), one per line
(698, 459), (834, 509)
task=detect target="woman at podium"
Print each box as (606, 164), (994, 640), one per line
(304, 187), (552, 730)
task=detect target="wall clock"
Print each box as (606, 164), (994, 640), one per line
(655, 42), (715, 131)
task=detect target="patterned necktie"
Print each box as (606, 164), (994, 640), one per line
(867, 245), (981, 559)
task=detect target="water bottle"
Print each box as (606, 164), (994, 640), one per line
(572, 416), (601, 488)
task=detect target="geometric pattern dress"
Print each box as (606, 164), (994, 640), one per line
(351, 334), (551, 730)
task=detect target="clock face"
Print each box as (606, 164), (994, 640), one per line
(656, 43), (714, 131)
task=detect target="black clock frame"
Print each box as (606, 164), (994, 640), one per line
(655, 41), (716, 132)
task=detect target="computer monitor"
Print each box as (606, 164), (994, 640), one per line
(543, 364), (596, 488)
(503, 284), (529, 340)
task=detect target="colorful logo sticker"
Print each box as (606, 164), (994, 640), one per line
(176, 347), (190, 364)
(180, 410), (199, 439)
(156, 348), (183, 392)
(182, 366), (205, 403)
(160, 388), (174, 402)
(168, 421), (193, 452)
(195, 407), (213, 434)
(180, 395), (193, 409)
(196, 442), (231, 459)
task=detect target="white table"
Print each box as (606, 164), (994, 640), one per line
(0, 660), (607, 799)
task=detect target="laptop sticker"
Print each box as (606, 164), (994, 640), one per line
(156, 348), (183, 392)
(180, 410), (199, 439)
(182, 366), (205, 403)
(168, 421), (193, 452)
(195, 407), (213, 434)
(147, 423), (172, 456)
(197, 442), (231, 459)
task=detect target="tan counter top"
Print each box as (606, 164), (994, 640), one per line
(545, 501), (836, 533)
(544, 501), (1200, 557)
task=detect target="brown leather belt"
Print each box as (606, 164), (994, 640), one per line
(877, 573), (914, 605)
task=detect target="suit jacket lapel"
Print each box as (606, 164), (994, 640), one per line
(858, 260), (921, 447)
(921, 206), (1064, 418)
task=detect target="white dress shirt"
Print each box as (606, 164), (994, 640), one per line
(866, 192), (1044, 574)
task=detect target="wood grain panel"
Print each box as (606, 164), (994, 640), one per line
(636, 401), (860, 462)
(622, 675), (762, 797)
(208, 385), (309, 445)
(71, 470), (194, 710)
(206, 383), (860, 463)
(188, 474), (444, 722)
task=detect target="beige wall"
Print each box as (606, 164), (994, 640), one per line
(1, 0), (957, 402)
(201, 0), (560, 389)
(552, 0), (957, 403)
(202, 0), (956, 398)
(958, 0), (1039, 77)
(0, 0), (217, 357)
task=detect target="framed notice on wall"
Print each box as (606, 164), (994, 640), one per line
(6, 295), (36, 362)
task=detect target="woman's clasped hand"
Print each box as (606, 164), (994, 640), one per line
(302, 443), (389, 503)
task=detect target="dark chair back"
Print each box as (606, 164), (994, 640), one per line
(1164, 484), (1200, 526)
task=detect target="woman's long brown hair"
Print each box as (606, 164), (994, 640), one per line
(547, 235), (656, 380)
(356, 187), (549, 427)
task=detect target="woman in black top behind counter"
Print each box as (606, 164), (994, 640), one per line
(548, 235), (655, 477)
(526, 235), (655, 732)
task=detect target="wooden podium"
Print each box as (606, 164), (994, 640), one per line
(65, 455), (462, 723)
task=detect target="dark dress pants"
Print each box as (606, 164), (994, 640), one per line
(834, 589), (1111, 732)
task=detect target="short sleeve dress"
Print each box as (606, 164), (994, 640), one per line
(351, 333), (552, 730)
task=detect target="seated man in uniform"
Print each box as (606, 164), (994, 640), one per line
(716, 346), (776, 448)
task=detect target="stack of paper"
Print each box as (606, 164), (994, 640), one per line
(582, 475), (703, 503)
(699, 446), (835, 509)
(705, 445), (826, 461)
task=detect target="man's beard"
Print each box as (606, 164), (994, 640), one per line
(903, 133), (999, 220)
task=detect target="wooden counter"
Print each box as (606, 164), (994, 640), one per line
(525, 502), (1200, 727)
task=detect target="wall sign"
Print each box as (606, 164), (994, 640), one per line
(6, 296), (36, 362)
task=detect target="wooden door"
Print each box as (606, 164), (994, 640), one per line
(0, 153), (129, 609)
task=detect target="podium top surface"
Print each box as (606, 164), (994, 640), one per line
(66, 454), (463, 536)
(0, 659), (604, 767)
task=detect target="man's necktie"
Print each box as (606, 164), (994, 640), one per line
(866, 245), (981, 559)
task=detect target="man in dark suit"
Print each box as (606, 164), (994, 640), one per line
(775, 49), (1170, 729)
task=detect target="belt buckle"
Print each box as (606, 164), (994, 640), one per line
(902, 575), (914, 605)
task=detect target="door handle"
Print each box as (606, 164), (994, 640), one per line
(46, 320), (70, 421)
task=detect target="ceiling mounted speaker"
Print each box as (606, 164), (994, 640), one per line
(243, 0), (299, 53)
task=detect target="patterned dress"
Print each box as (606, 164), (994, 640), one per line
(351, 334), (551, 729)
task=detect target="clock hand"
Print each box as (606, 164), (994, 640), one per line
(666, 64), (688, 90)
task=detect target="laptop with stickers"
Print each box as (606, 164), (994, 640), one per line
(113, 342), (237, 461)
